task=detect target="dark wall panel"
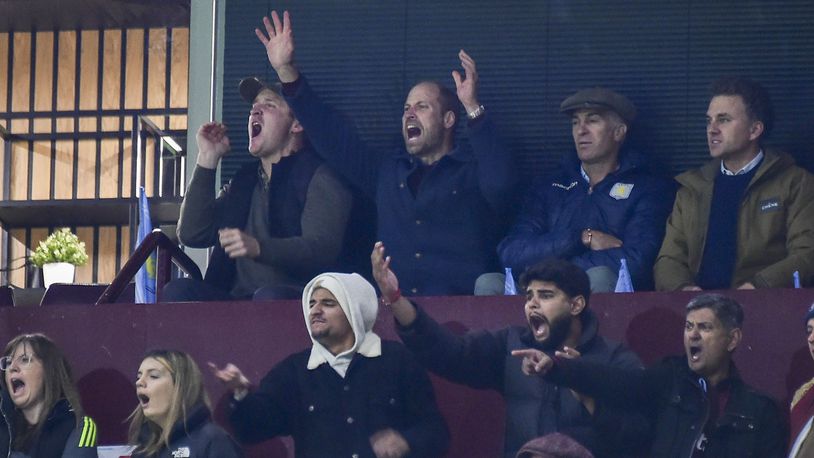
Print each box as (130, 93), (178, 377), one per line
(222, 0), (814, 184)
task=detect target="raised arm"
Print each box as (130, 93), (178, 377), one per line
(177, 122), (232, 247)
(211, 360), (295, 444)
(372, 242), (506, 390)
(255, 11), (380, 197)
(454, 50), (517, 214)
(255, 11), (299, 83)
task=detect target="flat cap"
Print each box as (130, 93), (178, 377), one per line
(560, 87), (637, 124)
(238, 76), (282, 104)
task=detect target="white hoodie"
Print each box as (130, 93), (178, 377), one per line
(302, 272), (382, 377)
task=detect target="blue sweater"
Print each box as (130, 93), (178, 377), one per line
(498, 151), (675, 290)
(283, 76), (517, 295)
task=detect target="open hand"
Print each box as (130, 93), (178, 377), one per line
(255, 11), (299, 82)
(371, 242), (400, 301)
(451, 49), (480, 114)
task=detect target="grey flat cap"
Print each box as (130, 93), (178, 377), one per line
(560, 87), (637, 124)
(238, 76), (282, 104)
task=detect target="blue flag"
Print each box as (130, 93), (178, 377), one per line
(504, 267), (517, 295)
(614, 258), (634, 293)
(135, 187), (156, 303)
(794, 271), (801, 289)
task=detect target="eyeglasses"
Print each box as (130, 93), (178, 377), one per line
(0, 354), (35, 371)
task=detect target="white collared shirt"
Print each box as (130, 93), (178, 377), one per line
(721, 150), (764, 176)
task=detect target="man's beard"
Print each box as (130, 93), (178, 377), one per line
(539, 313), (573, 351)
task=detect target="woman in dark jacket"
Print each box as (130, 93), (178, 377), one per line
(129, 349), (242, 458)
(0, 333), (97, 458)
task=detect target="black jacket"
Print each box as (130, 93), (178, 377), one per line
(397, 305), (649, 458)
(131, 402), (242, 458)
(0, 395), (97, 458)
(229, 340), (449, 458)
(548, 355), (787, 457)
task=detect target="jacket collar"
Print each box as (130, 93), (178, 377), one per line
(562, 148), (648, 184)
(396, 143), (473, 168)
(165, 402), (210, 444)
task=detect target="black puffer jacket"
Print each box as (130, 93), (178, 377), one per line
(131, 402), (242, 458)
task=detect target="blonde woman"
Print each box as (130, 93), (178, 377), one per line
(0, 333), (97, 457)
(129, 349), (241, 458)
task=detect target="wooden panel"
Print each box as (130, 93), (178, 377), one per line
(9, 119), (27, 132)
(78, 30), (99, 110)
(99, 138), (118, 198)
(169, 27), (188, 108)
(56, 117), (74, 132)
(0, 136), (5, 200)
(54, 140), (74, 199)
(146, 28), (166, 109)
(0, 33), (8, 112)
(34, 31), (54, 112)
(78, 116), (95, 132)
(120, 225), (130, 269)
(102, 30), (121, 110)
(143, 137), (155, 196)
(168, 114), (186, 130)
(76, 139), (96, 199)
(97, 226), (118, 282)
(11, 33), (31, 112)
(121, 138), (132, 198)
(101, 116), (118, 131)
(74, 226), (94, 283)
(56, 31), (76, 111)
(8, 229), (27, 287)
(124, 29), (144, 109)
(9, 139), (29, 200)
(30, 140), (51, 200)
(32, 117), (50, 133)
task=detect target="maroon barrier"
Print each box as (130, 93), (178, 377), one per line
(0, 288), (811, 457)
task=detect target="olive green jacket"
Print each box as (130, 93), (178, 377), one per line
(654, 151), (814, 290)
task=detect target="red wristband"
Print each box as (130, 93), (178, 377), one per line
(382, 289), (402, 306)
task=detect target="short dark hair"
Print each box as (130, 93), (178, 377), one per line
(710, 76), (774, 139)
(686, 293), (744, 331)
(519, 259), (591, 307)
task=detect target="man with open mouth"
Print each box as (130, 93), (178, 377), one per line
(513, 293), (787, 457)
(788, 304), (814, 457)
(255, 10), (517, 297)
(655, 76), (814, 291)
(163, 71), (354, 303)
(372, 243), (648, 458)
